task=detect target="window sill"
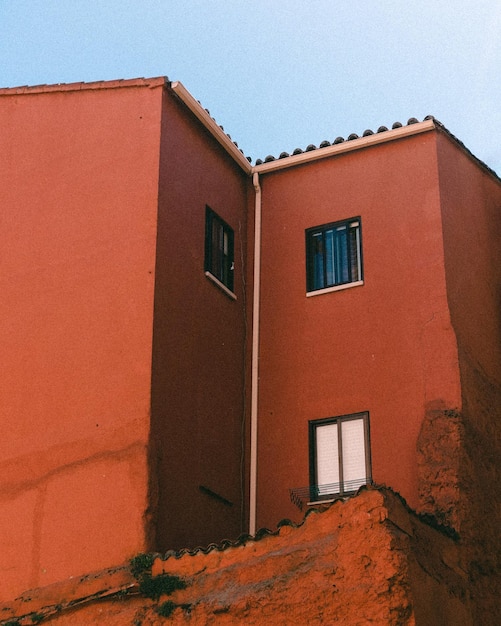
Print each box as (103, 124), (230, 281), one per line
(307, 498), (338, 506)
(306, 280), (364, 298)
(205, 271), (237, 300)
(307, 493), (356, 506)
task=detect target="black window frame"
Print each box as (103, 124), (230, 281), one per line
(305, 217), (363, 293)
(309, 411), (371, 500)
(204, 205), (235, 293)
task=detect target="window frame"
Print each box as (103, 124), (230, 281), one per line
(309, 411), (371, 501)
(204, 205), (235, 296)
(305, 217), (363, 295)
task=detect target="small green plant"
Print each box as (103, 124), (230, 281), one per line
(130, 553), (189, 608)
(156, 601), (176, 618)
(139, 573), (186, 600)
(129, 553), (155, 579)
(156, 601), (192, 619)
(30, 614), (45, 624)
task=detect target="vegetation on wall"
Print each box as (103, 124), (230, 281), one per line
(129, 553), (191, 619)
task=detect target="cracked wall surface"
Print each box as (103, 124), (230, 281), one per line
(0, 81), (164, 600)
(0, 489), (474, 626)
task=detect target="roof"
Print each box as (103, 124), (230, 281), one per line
(0, 76), (167, 96)
(255, 116), (433, 165)
(169, 81), (253, 173)
(0, 76), (498, 181)
(253, 116), (500, 182)
(254, 116), (435, 173)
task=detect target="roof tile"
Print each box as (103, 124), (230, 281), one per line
(254, 116), (439, 164)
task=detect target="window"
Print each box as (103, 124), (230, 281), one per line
(309, 412), (371, 500)
(204, 206), (234, 293)
(306, 218), (362, 293)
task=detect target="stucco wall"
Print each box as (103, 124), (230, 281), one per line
(150, 88), (249, 551)
(0, 489), (473, 625)
(0, 80), (164, 599)
(255, 132), (462, 530)
(1, 79), (498, 619)
(435, 132), (501, 624)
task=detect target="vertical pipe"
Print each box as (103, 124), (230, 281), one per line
(249, 171), (262, 535)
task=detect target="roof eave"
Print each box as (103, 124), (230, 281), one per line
(253, 119), (436, 174)
(170, 81), (253, 175)
(0, 76), (167, 96)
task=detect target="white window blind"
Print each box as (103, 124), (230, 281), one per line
(316, 422), (339, 495)
(341, 418), (366, 491)
(314, 415), (368, 495)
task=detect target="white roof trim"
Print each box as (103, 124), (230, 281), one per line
(253, 119), (436, 174)
(170, 81), (436, 177)
(170, 81), (253, 174)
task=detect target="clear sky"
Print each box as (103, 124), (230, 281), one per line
(1, 0), (500, 171)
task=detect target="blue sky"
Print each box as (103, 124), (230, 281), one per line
(1, 0), (500, 171)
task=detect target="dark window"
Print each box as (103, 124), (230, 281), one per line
(205, 206), (234, 292)
(306, 218), (362, 292)
(309, 412), (371, 500)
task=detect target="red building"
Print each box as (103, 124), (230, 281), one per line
(253, 120), (501, 531)
(0, 77), (500, 602)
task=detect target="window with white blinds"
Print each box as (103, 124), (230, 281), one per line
(310, 412), (371, 498)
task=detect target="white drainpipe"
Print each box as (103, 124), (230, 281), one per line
(249, 171), (262, 536)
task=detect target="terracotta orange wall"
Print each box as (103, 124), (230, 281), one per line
(150, 88), (249, 550)
(436, 134), (501, 624)
(437, 131), (501, 498)
(255, 132), (462, 529)
(8, 489), (472, 625)
(0, 80), (164, 599)
(437, 133), (501, 386)
(436, 133), (501, 482)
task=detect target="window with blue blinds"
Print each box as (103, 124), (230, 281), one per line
(306, 218), (362, 292)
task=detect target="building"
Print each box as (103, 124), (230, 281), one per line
(0, 77), (500, 605)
